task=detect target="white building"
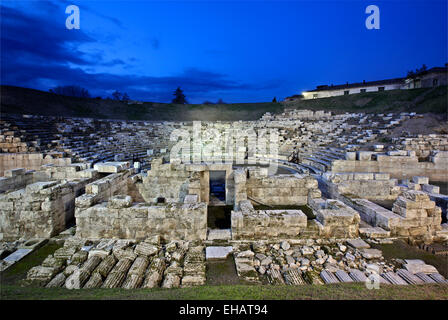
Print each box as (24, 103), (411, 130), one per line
(301, 78), (405, 100)
(296, 64), (447, 100)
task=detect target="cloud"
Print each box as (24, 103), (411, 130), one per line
(0, 3), (250, 103)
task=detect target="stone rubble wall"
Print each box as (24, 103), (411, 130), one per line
(246, 171), (321, 206)
(309, 199), (360, 238)
(75, 196), (207, 241)
(232, 198), (360, 240)
(135, 159), (193, 203)
(0, 153), (72, 176)
(398, 135), (448, 158)
(345, 190), (443, 241)
(330, 151), (448, 181)
(231, 200), (308, 240)
(26, 238), (206, 289)
(0, 180), (88, 240)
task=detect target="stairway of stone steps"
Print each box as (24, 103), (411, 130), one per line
(0, 114), (176, 167)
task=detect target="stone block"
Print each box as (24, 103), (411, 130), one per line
(412, 176), (429, 185)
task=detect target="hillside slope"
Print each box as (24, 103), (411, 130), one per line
(1, 85), (446, 121)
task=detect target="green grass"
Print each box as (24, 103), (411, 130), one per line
(286, 87), (447, 115)
(2, 283), (447, 300)
(3, 85), (446, 121)
(1, 240), (448, 300)
(373, 240), (448, 278)
(1, 242), (62, 286)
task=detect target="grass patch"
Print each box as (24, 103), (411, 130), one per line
(1, 283), (447, 300)
(1, 242), (62, 286)
(373, 240), (448, 278)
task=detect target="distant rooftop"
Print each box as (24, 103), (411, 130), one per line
(305, 64), (447, 92)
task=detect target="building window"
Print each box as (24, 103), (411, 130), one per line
(433, 79), (439, 87)
(313, 94), (318, 99)
(378, 87), (385, 91)
(344, 90), (349, 95)
(360, 89), (366, 93)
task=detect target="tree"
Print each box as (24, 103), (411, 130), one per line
(112, 90), (122, 100)
(272, 97), (277, 103)
(172, 87), (187, 104)
(122, 93), (130, 101)
(203, 101), (214, 105)
(49, 85), (90, 98)
(216, 98), (226, 104)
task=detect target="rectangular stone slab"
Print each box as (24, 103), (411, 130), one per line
(335, 270), (354, 283)
(346, 239), (370, 249)
(3, 248), (32, 262)
(320, 270), (339, 284)
(349, 269), (367, 282)
(205, 246), (233, 260)
(396, 269), (424, 285)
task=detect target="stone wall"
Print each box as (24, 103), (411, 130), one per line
(75, 195), (207, 241)
(135, 159), (193, 204)
(309, 198), (360, 238)
(330, 151), (448, 181)
(0, 180), (87, 240)
(398, 135), (448, 159)
(0, 168), (34, 193)
(32, 163), (99, 181)
(344, 191), (443, 241)
(231, 200), (308, 240)
(231, 198), (360, 240)
(320, 172), (401, 200)
(246, 170), (321, 206)
(75, 169), (135, 209)
(0, 153), (72, 176)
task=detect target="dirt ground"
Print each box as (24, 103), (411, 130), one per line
(390, 113), (448, 137)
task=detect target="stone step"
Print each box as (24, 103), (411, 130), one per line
(396, 269), (425, 285)
(415, 272), (437, 284)
(320, 270), (339, 284)
(205, 246), (233, 260)
(207, 229), (231, 241)
(349, 269), (368, 282)
(359, 227), (391, 239)
(335, 270), (353, 283)
(381, 272), (408, 285)
(428, 273), (448, 284)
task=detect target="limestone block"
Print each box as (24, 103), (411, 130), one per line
(142, 258), (166, 288)
(94, 255), (117, 278)
(345, 152), (356, 161)
(134, 242), (159, 257)
(357, 151), (373, 161)
(4, 168), (25, 177)
(412, 176), (429, 185)
(45, 273), (66, 288)
(108, 195), (133, 209)
(422, 184), (440, 194)
(83, 272), (103, 288)
(374, 173), (390, 181)
(122, 274), (144, 289)
(93, 161), (130, 173)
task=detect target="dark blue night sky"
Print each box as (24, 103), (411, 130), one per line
(1, 0), (447, 103)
